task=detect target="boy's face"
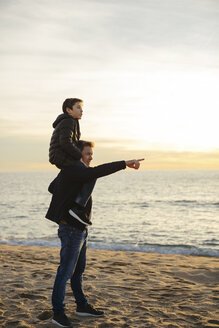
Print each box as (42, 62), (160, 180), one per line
(81, 146), (93, 167)
(66, 101), (83, 119)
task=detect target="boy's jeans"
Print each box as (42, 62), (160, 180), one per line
(52, 224), (88, 314)
(74, 160), (96, 207)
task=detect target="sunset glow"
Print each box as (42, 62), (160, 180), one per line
(0, 0), (218, 170)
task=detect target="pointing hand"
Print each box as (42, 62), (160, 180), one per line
(125, 158), (144, 170)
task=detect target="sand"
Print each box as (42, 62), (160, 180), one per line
(0, 245), (218, 328)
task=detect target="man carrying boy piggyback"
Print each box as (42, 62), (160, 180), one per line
(49, 98), (95, 226)
(47, 98), (144, 327)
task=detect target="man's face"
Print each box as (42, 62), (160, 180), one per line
(82, 146), (93, 167)
(67, 101), (83, 119)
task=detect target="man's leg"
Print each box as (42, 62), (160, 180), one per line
(70, 229), (88, 307)
(70, 230), (104, 318)
(51, 225), (87, 325)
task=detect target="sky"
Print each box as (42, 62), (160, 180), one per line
(0, 0), (219, 170)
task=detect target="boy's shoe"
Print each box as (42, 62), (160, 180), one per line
(76, 303), (104, 317)
(69, 208), (92, 226)
(52, 312), (72, 327)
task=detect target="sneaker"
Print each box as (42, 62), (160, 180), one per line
(52, 312), (72, 327)
(76, 303), (104, 317)
(69, 207), (92, 226)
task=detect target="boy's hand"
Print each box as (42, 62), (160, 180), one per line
(125, 158), (144, 170)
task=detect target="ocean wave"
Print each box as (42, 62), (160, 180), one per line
(14, 215), (28, 219)
(154, 200), (219, 207)
(203, 238), (219, 246)
(88, 242), (219, 257)
(0, 239), (218, 257)
(129, 202), (149, 207)
(0, 238), (60, 248)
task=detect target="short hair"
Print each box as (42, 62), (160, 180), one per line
(62, 98), (83, 113)
(78, 140), (94, 151)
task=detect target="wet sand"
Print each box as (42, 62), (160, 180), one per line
(0, 244), (218, 328)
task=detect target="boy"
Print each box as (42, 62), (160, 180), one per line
(49, 98), (83, 168)
(49, 98), (94, 226)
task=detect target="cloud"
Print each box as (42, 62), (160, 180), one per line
(1, 0), (219, 65)
(1, 0), (219, 85)
(0, 0), (219, 164)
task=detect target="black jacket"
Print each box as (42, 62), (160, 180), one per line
(49, 113), (82, 168)
(45, 160), (126, 231)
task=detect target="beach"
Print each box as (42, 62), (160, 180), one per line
(0, 245), (218, 328)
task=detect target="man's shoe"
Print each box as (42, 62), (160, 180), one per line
(69, 207), (92, 226)
(76, 303), (104, 317)
(52, 312), (72, 327)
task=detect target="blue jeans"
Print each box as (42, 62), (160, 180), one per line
(52, 224), (88, 313)
(74, 161), (96, 207)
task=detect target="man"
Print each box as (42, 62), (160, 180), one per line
(46, 141), (144, 327)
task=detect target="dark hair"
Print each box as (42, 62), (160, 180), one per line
(77, 140), (94, 151)
(62, 98), (83, 113)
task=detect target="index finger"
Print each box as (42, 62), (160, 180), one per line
(137, 158), (145, 161)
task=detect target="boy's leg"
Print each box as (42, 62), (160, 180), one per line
(69, 160), (96, 225)
(72, 160), (96, 208)
(52, 225), (87, 314)
(75, 179), (96, 208)
(72, 161), (96, 208)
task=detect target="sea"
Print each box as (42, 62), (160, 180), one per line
(0, 170), (218, 257)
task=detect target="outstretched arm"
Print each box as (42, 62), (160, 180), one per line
(63, 158), (145, 183)
(48, 158), (145, 193)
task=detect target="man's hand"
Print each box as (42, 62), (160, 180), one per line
(125, 158), (144, 170)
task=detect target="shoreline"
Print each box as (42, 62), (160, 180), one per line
(0, 244), (219, 328)
(0, 241), (218, 258)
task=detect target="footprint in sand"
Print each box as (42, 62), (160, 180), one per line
(11, 283), (24, 288)
(111, 261), (129, 267)
(37, 310), (52, 320)
(185, 314), (202, 322)
(18, 293), (47, 300)
(98, 323), (116, 328)
(103, 267), (125, 273)
(208, 319), (219, 325)
(175, 278), (196, 285)
(31, 271), (52, 279)
(86, 274), (97, 279)
(111, 318), (121, 322)
(4, 320), (21, 327)
(140, 262), (150, 265)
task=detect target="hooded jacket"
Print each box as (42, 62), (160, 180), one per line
(49, 113), (82, 168)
